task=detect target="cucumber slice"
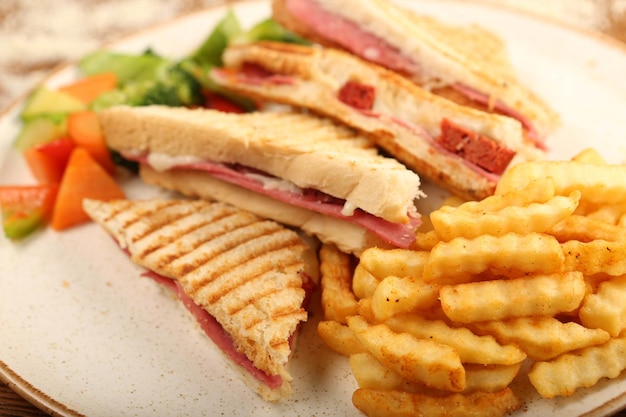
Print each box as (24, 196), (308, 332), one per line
(14, 117), (67, 151)
(20, 87), (86, 121)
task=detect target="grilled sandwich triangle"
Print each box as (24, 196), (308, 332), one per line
(83, 198), (316, 401)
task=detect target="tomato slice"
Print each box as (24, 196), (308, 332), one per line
(23, 137), (75, 184)
(0, 184), (58, 239)
(203, 91), (247, 113)
(50, 148), (125, 231)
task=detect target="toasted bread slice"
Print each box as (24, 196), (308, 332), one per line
(212, 41), (543, 200)
(97, 105), (422, 225)
(272, 0), (559, 141)
(83, 198), (313, 401)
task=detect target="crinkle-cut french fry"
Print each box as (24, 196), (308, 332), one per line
(440, 271), (587, 323)
(371, 276), (440, 321)
(319, 244), (358, 323)
(422, 233), (564, 284)
(353, 264), (380, 299)
(458, 177), (555, 213)
(442, 195), (468, 208)
(431, 192), (580, 241)
(619, 214), (626, 228)
(548, 215), (626, 242)
(411, 230), (440, 251)
(496, 161), (626, 205)
(415, 194), (465, 235)
(359, 248), (430, 281)
(563, 239), (626, 276)
(470, 316), (610, 361)
(350, 353), (521, 395)
(528, 332), (626, 399)
(358, 298), (376, 323)
(350, 352), (411, 391)
(580, 275), (626, 337)
(385, 313), (526, 365)
(347, 315), (466, 392)
(317, 320), (365, 356)
(352, 387), (521, 417)
(354, 249), (430, 299)
(573, 199), (601, 216)
(585, 203), (626, 224)
(464, 363), (522, 393)
(571, 147), (607, 164)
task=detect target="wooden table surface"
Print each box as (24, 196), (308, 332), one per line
(1, 0), (626, 416)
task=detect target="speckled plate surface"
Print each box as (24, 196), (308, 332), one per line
(2, 1), (626, 416)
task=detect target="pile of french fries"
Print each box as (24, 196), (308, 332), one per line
(318, 148), (626, 417)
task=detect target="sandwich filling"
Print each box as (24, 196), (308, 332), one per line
(279, 0), (544, 148)
(124, 153), (421, 248)
(211, 67), (516, 181)
(143, 269), (315, 390)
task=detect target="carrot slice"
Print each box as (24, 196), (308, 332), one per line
(58, 72), (117, 104)
(51, 147), (125, 231)
(67, 110), (115, 174)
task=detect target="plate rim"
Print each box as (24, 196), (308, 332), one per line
(2, 0), (626, 416)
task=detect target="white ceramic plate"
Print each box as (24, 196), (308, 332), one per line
(2, 1), (626, 416)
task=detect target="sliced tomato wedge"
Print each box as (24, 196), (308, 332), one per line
(0, 184), (59, 239)
(23, 137), (76, 184)
(50, 148), (125, 231)
(203, 91), (247, 113)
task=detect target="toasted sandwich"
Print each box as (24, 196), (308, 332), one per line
(271, 0), (559, 147)
(83, 198), (319, 401)
(96, 105), (424, 254)
(210, 41), (544, 201)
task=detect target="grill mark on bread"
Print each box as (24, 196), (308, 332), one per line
(98, 199), (134, 223)
(226, 271), (304, 317)
(127, 200), (203, 245)
(132, 205), (244, 260)
(169, 220), (286, 278)
(183, 228), (304, 301)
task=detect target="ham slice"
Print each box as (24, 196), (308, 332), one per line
(126, 154), (420, 248)
(143, 270), (284, 389)
(283, 0), (419, 76)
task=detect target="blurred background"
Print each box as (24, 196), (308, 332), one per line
(0, 0), (625, 110)
(0, 0), (625, 416)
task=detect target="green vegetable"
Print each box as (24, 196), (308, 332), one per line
(184, 11), (310, 113)
(189, 9), (243, 68)
(14, 117), (67, 152)
(233, 18), (311, 45)
(76, 11), (305, 112)
(78, 50), (165, 84)
(20, 87), (86, 122)
(84, 55), (204, 110)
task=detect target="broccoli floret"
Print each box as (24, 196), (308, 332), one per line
(131, 63), (204, 107)
(89, 61), (204, 110)
(159, 62), (204, 105)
